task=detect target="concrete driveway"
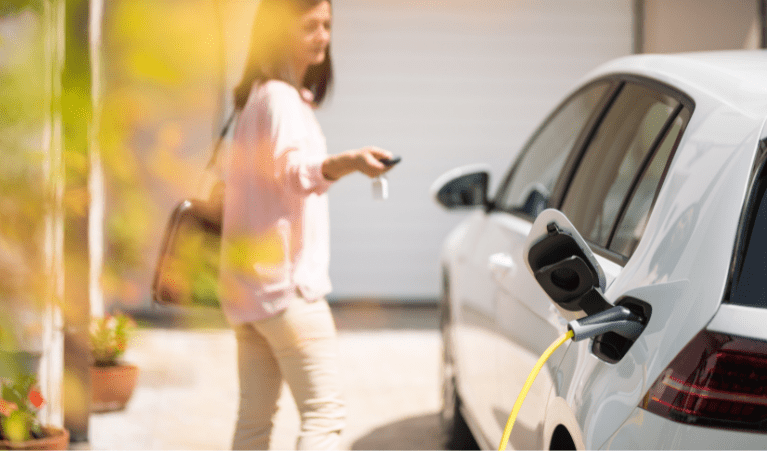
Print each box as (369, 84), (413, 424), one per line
(87, 303), (444, 450)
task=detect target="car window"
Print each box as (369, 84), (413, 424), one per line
(730, 150), (767, 309)
(495, 81), (610, 217)
(609, 109), (688, 257)
(561, 83), (680, 249)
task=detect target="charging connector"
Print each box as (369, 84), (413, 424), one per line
(568, 305), (644, 342)
(499, 305), (648, 450)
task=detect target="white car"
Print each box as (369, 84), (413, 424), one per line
(434, 50), (767, 450)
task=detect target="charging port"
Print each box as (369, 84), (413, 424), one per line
(591, 298), (651, 363)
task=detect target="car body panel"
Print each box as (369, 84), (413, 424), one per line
(491, 211), (571, 450)
(447, 209), (568, 449)
(707, 303), (767, 342)
(554, 113), (763, 448)
(438, 51), (767, 450)
(603, 408), (767, 449)
(570, 155), (756, 447)
(551, 52), (767, 450)
(543, 395), (586, 450)
(443, 210), (501, 448)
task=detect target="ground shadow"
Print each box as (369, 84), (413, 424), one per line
(350, 412), (443, 450)
(130, 301), (439, 331)
(332, 302), (439, 331)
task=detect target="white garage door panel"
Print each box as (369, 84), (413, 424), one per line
(316, 0), (633, 300)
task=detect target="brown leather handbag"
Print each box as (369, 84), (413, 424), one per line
(152, 112), (236, 307)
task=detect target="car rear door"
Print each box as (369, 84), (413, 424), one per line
(451, 80), (615, 448)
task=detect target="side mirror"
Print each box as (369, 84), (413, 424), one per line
(524, 209), (610, 315)
(431, 164), (491, 210)
(519, 183), (549, 217)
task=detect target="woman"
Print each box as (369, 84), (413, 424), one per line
(219, 0), (394, 449)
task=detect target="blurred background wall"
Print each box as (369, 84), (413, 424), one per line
(316, 1), (634, 301)
(99, 0), (636, 310)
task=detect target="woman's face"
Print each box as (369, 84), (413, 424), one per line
(291, 1), (332, 71)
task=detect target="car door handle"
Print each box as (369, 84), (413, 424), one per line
(489, 252), (516, 281)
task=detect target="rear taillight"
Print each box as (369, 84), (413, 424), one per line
(640, 330), (767, 431)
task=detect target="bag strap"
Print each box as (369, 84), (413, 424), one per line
(205, 109), (239, 170)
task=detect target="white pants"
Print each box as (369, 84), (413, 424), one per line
(231, 296), (345, 450)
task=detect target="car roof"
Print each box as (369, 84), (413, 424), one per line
(585, 50), (767, 121)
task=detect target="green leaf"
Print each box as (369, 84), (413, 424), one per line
(17, 374), (34, 394)
(2, 385), (20, 407)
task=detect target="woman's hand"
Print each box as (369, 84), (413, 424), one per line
(353, 146), (394, 177)
(322, 146), (395, 181)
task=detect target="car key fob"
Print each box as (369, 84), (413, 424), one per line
(373, 156), (400, 200)
(372, 176), (389, 200)
(379, 156), (402, 167)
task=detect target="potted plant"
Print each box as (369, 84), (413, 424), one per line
(89, 313), (139, 412)
(0, 373), (69, 450)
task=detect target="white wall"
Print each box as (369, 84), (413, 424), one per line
(319, 0), (633, 300)
(221, 0), (634, 301)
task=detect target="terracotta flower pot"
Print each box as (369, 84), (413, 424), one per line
(90, 364), (139, 413)
(0, 427), (69, 450)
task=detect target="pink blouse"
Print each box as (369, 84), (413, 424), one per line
(219, 80), (334, 324)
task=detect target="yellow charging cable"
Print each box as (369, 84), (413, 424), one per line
(498, 330), (574, 451)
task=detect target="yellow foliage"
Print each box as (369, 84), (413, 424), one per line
(3, 411), (29, 442)
(225, 227), (287, 276)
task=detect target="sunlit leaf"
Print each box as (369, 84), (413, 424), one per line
(2, 410), (29, 442)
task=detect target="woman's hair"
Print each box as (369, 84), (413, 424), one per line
(234, 0), (333, 110)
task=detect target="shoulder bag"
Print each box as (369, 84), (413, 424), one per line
(152, 111), (237, 307)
